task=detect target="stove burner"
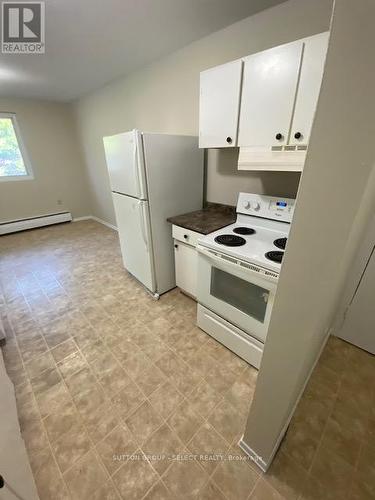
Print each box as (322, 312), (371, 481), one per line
(265, 251), (284, 263)
(274, 237), (287, 250)
(215, 234), (246, 247)
(233, 227), (256, 235)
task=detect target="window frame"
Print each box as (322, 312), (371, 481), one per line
(0, 112), (34, 182)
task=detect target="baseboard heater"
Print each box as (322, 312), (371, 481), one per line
(0, 212), (72, 236)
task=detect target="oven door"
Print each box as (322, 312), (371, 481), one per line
(197, 246), (277, 343)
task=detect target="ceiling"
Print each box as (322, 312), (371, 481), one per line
(0, 0), (286, 102)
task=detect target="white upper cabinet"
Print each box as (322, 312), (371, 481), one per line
(238, 41), (303, 148)
(198, 32), (329, 171)
(289, 32), (329, 146)
(199, 60), (243, 148)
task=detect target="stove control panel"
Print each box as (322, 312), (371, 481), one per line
(237, 193), (295, 223)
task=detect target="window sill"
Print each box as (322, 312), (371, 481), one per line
(0, 175), (34, 183)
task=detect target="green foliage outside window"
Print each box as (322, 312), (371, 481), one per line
(0, 117), (28, 177)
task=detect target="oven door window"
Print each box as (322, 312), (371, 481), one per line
(210, 267), (269, 323)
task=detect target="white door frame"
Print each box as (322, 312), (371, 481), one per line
(334, 211), (375, 338)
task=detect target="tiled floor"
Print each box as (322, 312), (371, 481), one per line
(0, 220), (374, 500)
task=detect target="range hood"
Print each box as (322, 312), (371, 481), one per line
(237, 146), (307, 172)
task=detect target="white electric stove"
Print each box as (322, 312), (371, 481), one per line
(196, 193), (295, 369)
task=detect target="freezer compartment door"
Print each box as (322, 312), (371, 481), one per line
(103, 130), (147, 199)
(112, 193), (155, 292)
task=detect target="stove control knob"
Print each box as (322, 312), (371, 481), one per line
(252, 202), (261, 211)
(243, 201), (251, 210)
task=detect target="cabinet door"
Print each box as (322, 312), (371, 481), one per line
(238, 41), (303, 148)
(199, 60), (243, 148)
(174, 241), (197, 298)
(289, 32), (329, 145)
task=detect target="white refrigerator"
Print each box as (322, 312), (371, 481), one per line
(103, 130), (204, 297)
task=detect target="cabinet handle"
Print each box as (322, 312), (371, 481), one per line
(294, 132), (302, 140)
(183, 234), (188, 240)
(0, 475), (4, 488)
(226, 137), (232, 144)
(275, 133), (283, 141)
(174, 244), (178, 249)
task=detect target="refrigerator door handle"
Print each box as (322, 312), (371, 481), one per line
(134, 138), (141, 199)
(138, 201), (148, 251)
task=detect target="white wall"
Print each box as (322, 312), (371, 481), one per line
(74, 0), (332, 225)
(242, 0), (375, 467)
(0, 98), (91, 222)
(206, 149), (301, 206)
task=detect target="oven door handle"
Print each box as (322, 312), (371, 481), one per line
(197, 245), (279, 286)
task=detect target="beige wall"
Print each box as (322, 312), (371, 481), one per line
(206, 149), (301, 206)
(74, 0), (332, 225)
(0, 98), (91, 223)
(243, 0), (375, 467)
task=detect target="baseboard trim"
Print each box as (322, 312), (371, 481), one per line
(239, 328), (332, 471)
(92, 216), (118, 231)
(73, 216), (118, 231)
(73, 216), (92, 222)
(238, 438), (268, 472)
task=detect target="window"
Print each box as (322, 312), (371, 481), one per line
(0, 113), (33, 181)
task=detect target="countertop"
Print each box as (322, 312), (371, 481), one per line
(167, 203), (236, 235)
